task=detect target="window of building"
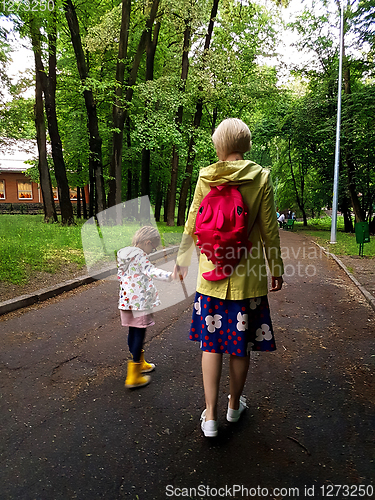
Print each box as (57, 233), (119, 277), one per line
(17, 181), (33, 199)
(70, 188), (77, 200)
(0, 180), (5, 199)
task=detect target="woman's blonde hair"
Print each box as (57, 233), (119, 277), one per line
(132, 226), (161, 247)
(212, 118), (252, 160)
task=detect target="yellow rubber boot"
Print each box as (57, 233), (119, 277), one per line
(125, 361), (151, 389)
(139, 350), (155, 373)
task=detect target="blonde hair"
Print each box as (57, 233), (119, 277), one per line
(212, 118), (252, 160)
(132, 226), (161, 247)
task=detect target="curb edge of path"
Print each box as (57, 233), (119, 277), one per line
(314, 241), (375, 313)
(0, 246), (179, 317)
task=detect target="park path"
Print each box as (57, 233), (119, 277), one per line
(0, 230), (374, 500)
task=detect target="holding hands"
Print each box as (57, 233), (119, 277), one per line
(172, 265), (188, 281)
(270, 276), (283, 291)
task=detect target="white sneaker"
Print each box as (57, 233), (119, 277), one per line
(200, 409), (218, 437)
(226, 395), (247, 422)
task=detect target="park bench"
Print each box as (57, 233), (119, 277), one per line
(283, 219), (295, 231)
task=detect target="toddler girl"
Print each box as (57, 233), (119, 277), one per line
(117, 226), (172, 388)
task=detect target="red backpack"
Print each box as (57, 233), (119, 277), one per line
(194, 184), (252, 281)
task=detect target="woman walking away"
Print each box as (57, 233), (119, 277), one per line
(118, 226), (172, 389)
(174, 118), (284, 437)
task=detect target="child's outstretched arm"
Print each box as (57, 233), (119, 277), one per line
(139, 255), (172, 282)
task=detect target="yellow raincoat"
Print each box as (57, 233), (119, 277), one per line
(177, 160), (284, 300)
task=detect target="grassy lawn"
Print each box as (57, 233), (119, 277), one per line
(0, 215), (185, 285)
(295, 216), (375, 257)
(0, 215), (87, 285)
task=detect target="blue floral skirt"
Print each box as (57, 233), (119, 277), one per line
(189, 293), (276, 356)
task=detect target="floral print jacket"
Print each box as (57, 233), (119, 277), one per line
(117, 247), (172, 311)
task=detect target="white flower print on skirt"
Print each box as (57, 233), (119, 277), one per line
(189, 293), (276, 356)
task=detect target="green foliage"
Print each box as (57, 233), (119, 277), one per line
(0, 22), (12, 101)
(301, 215), (345, 231)
(1, 0), (373, 228)
(0, 97), (35, 138)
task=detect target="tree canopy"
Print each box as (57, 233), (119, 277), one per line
(0, 0), (373, 228)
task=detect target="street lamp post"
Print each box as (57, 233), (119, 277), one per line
(330, 1), (344, 244)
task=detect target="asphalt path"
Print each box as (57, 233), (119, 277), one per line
(0, 231), (374, 500)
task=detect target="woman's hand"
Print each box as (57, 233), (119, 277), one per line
(270, 276), (283, 291)
(172, 265), (188, 281)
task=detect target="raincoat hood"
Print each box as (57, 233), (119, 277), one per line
(198, 160), (263, 185)
(117, 246), (145, 271)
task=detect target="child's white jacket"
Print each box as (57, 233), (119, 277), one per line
(117, 247), (171, 311)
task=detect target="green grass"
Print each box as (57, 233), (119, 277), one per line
(0, 215), (87, 285)
(0, 214), (186, 285)
(295, 216), (374, 257)
(157, 222), (184, 247)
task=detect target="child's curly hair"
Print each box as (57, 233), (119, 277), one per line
(132, 226), (161, 247)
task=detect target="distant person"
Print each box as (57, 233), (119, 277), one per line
(287, 210), (292, 220)
(174, 118), (284, 437)
(292, 212), (296, 220)
(117, 226), (172, 389)
(278, 212), (285, 228)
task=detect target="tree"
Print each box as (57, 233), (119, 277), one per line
(339, 0), (366, 222)
(140, 17), (161, 220)
(166, 15), (191, 226)
(177, 0), (219, 226)
(283, 2), (374, 226)
(107, 0), (160, 210)
(64, 0), (106, 215)
(107, 0), (131, 209)
(31, 18), (58, 223)
(29, 15), (74, 225)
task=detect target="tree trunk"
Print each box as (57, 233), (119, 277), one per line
(127, 170), (132, 201)
(64, 0), (106, 214)
(166, 20), (191, 226)
(140, 20), (161, 221)
(107, 0), (131, 208)
(212, 107), (218, 134)
(154, 181), (163, 222)
(30, 19), (57, 224)
(342, 20), (365, 223)
(82, 186), (88, 219)
(89, 166), (95, 218)
(125, 120), (137, 219)
(339, 195), (354, 232)
(288, 140), (307, 226)
(126, 117), (132, 202)
(140, 148), (151, 220)
(108, 0), (160, 208)
(76, 186), (81, 218)
(164, 188), (169, 222)
(45, 14), (74, 225)
(177, 0), (219, 226)
(177, 104), (202, 226)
